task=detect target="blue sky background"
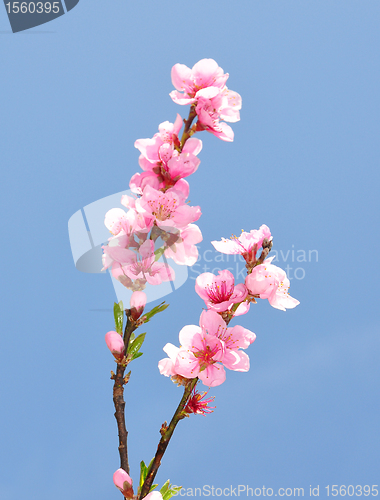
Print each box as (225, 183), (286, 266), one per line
(1, 1), (379, 499)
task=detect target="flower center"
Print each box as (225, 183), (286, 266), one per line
(147, 196), (177, 221)
(131, 254), (152, 276)
(205, 280), (234, 304)
(193, 344), (220, 371)
(277, 281), (289, 295)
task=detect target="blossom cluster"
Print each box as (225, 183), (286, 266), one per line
(210, 225), (299, 312)
(102, 58), (241, 292)
(158, 224), (299, 387)
(170, 58), (242, 142)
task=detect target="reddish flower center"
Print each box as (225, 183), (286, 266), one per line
(185, 388), (215, 415)
(205, 280), (234, 304)
(193, 343), (220, 371)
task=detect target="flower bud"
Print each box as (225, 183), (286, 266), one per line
(113, 468), (134, 498)
(130, 291), (147, 320)
(144, 492), (164, 500)
(105, 331), (125, 359)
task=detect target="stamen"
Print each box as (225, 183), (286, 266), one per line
(205, 280), (234, 303)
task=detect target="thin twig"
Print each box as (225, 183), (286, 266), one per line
(139, 377), (198, 499)
(112, 315), (138, 475)
(180, 105), (197, 150)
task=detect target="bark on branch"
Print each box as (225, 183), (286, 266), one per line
(112, 316), (138, 475)
(139, 377), (198, 499)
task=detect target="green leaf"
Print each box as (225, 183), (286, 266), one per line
(160, 481), (182, 500)
(139, 457), (155, 491)
(128, 333), (146, 356)
(132, 351), (143, 361)
(149, 484), (158, 493)
(113, 301), (124, 334)
(144, 302), (170, 323)
(154, 246), (165, 261)
(164, 486), (182, 500)
(139, 460), (147, 490)
(160, 480), (170, 496)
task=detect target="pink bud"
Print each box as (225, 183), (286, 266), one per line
(145, 492), (164, 500)
(113, 468), (134, 498)
(105, 331), (125, 358)
(130, 291), (147, 320)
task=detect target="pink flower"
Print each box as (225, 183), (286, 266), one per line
(105, 331), (125, 360)
(101, 231), (140, 273)
(212, 225), (272, 264)
(135, 115), (202, 183)
(135, 114), (183, 162)
(195, 269), (247, 313)
(159, 311), (255, 387)
(200, 310), (255, 372)
(195, 94), (235, 142)
(195, 87), (241, 142)
(102, 233), (131, 271)
(159, 141), (201, 180)
(104, 206), (152, 237)
(170, 59), (229, 105)
(135, 185), (201, 229)
(129, 171), (191, 202)
(129, 170), (162, 195)
(170, 59), (241, 142)
(130, 291), (146, 320)
(104, 208), (135, 236)
(113, 468), (133, 498)
(165, 179), (190, 200)
(175, 327), (226, 387)
(111, 240), (175, 287)
(245, 257), (300, 311)
(163, 224), (203, 266)
(120, 194), (137, 210)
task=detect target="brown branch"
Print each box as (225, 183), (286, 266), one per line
(257, 238), (273, 265)
(179, 105), (197, 150)
(139, 377), (199, 499)
(112, 315), (138, 476)
(138, 301), (238, 499)
(113, 362), (130, 474)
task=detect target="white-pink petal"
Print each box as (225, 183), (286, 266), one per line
(178, 325), (202, 347)
(222, 350), (250, 372)
(198, 363), (226, 387)
(144, 492), (163, 500)
(171, 63), (193, 92)
(182, 137), (203, 156)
